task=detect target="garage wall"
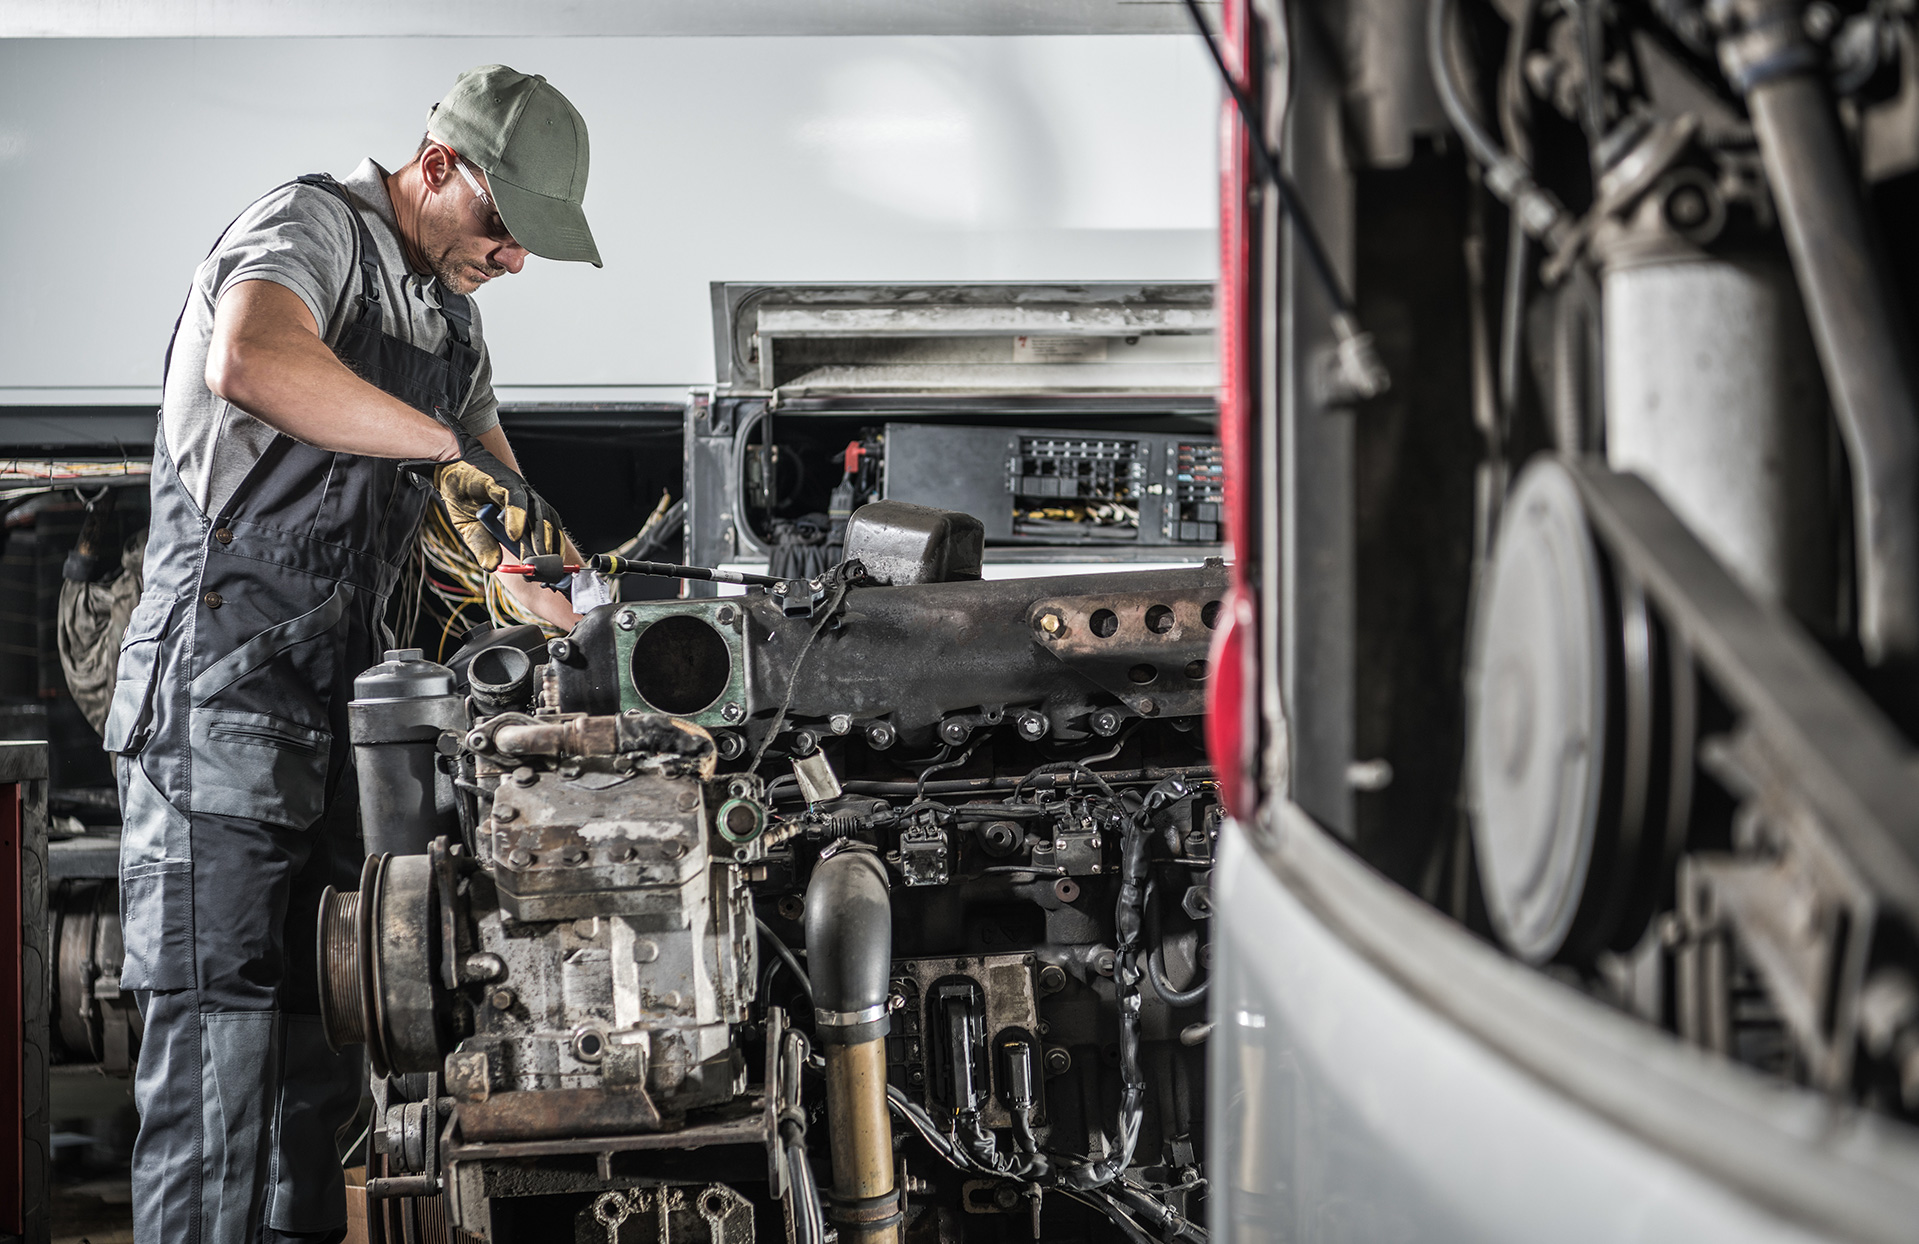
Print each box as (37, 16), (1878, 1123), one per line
(0, 35), (1218, 404)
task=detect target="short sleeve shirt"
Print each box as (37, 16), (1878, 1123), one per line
(160, 158), (500, 517)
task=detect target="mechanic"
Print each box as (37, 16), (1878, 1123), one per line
(103, 65), (598, 1244)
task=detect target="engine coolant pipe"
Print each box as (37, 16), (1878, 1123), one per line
(804, 846), (901, 1244)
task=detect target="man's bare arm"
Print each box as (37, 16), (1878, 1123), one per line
(206, 279), (461, 462)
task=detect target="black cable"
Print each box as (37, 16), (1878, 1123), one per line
(756, 916), (813, 1001)
(1059, 778), (1189, 1190)
(1145, 878), (1210, 1007)
(1012, 760), (1118, 802)
(1177, 0), (1355, 318)
(1147, 946), (1210, 1008)
(1427, 0), (1571, 244)
(1178, 0), (1390, 397)
(747, 575), (852, 774)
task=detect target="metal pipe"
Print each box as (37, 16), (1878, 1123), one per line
(805, 847), (899, 1244)
(821, 1041), (898, 1244)
(1720, 1), (1919, 663)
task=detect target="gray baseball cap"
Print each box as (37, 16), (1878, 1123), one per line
(427, 65), (602, 267)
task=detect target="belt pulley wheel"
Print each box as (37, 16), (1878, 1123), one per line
(1468, 458), (1694, 963)
(318, 853), (397, 1076)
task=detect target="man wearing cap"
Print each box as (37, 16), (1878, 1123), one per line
(107, 66), (600, 1244)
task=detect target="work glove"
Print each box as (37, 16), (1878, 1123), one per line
(433, 429), (565, 572)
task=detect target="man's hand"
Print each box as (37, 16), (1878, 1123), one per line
(434, 429), (563, 570)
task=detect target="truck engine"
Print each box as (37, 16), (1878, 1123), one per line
(314, 502), (1219, 1243)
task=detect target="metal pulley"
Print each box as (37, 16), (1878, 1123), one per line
(1467, 458), (1694, 964)
(318, 852), (447, 1077)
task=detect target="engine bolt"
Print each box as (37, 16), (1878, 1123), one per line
(866, 721), (897, 750)
(829, 713), (853, 735)
(940, 719), (971, 746)
(1038, 964), (1068, 994)
(716, 604), (738, 625)
(1053, 878), (1080, 903)
(1090, 709), (1122, 737)
(495, 805), (517, 823)
(1043, 1046), (1072, 1076)
(616, 609), (637, 631)
(562, 848), (588, 865)
(677, 789), (699, 811)
(1093, 949), (1116, 977)
(512, 766), (536, 786)
(994, 1185), (1022, 1211)
(1137, 698), (1157, 717)
(722, 703), (745, 723)
(777, 895), (805, 922)
(490, 988), (517, 1010)
(463, 952), (507, 982)
(507, 848), (533, 868)
(666, 841), (687, 860)
(573, 918), (599, 938)
(1038, 612), (1063, 636)
(614, 846), (638, 863)
(549, 638), (573, 661)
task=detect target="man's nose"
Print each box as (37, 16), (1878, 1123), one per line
(491, 242), (528, 275)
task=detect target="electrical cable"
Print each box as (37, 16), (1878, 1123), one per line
(1147, 946), (1210, 1008)
(1177, 0), (1390, 398)
(1428, 0), (1573, 244)
(755, 916), (813, 1001)
(747, 574), (852, 773)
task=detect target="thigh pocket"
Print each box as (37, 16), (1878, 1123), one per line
(190, 709), (332, 830)
(102, 594), (182, 755)
(120, 858), (194, 992)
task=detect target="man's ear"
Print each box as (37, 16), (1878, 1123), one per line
(419, 142), (455, 193)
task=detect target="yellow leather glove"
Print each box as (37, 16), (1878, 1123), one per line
(432, 436), (564, 572)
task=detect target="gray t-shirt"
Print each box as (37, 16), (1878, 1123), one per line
(160, 158), (499, 517)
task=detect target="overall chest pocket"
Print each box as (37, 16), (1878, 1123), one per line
(187, 582), (355, 830)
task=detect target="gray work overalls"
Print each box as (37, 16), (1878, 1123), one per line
(106, 174), (477, 1244)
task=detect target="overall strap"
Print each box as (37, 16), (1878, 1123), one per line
(291, 173), (383, 334)
(159, 174), (347, 394)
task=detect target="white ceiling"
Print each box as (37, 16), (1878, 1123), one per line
(5, 0), (1216, 39)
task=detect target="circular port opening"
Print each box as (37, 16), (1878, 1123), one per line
(571, 1027), (606, 1063)
(1201, 600), (1222, 629)
(1185, 659), (1209, 681)
(718, 798), (765, 843)
(469, 644), (532, 694)
(1128, 664), (1158, 684)
(631, 614), (731, 714)
(1090, 609), (1119, 638)
(1145, 604), (1175, 634)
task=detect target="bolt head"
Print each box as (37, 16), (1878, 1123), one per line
(549, 638), (572, 661)
(616, 609), (637, 631)
(507, 848), (533, 868)
(1040, 613), (1061, 634)
(489, 988), (516, 1010)
(722, 703), (745, 723)
(716, 604), (737, 625)
(494, 805), (518, 823)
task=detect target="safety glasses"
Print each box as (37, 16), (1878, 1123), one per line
(451, 157), (517, 246)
